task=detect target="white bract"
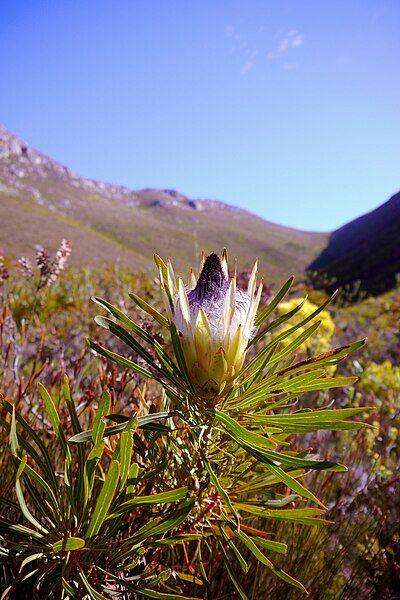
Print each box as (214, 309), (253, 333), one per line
(159, 250), (262, 400)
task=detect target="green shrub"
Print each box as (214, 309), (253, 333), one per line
(0, 250), (372, 598)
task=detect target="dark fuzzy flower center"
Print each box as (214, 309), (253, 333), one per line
(188, 253), (229, 308)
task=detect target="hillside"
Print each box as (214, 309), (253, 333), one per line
(308, 191), (400, 295)
(0, 126), (327, 281)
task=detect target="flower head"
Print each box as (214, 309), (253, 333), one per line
(35, 239), (72, 287)
(18, 256), (34, 278)
(159, 250), (262, 400)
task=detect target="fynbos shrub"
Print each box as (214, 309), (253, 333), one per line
(0, 250), (370, 599)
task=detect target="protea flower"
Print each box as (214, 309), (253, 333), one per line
(159, 250), (263, 400)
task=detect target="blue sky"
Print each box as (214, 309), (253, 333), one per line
(1, 1), (399, 231)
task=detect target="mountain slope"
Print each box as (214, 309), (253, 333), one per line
(308, 191), (400, 295)
(0, 125), (327, 279)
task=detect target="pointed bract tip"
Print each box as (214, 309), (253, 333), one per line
(221, 248), (229, 279)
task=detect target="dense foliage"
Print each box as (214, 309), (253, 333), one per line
(0, 246), (399, 599)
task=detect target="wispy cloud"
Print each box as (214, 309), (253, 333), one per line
(224, 25), (260, 76)
(224, 25), (304, 76)
(267, 30), (304, 60)
(240, 61), (254, 75)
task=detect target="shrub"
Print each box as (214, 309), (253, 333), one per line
(0, 250), (371, 598)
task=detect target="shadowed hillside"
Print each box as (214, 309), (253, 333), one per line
(0, 126), (327, 280)
(308, 191), (400, 296)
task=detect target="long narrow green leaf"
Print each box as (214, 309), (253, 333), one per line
(217, 524), (249, 573)
(250, 420), (366, 433)
(84, 441), (104, 507)
(244, 407), (373, 433)
(169, 323), (196, 395)
(82, 393), (112, 509)
(87, 339), (155, 379)
(149, 533), (205, 546)
(117, 421), (136, 491)
(257, 407), (373, 422)
(19, 553), (44, 572)
(234, 503), (327, 525)
(17, 475), (57, 529)
(132, 498), (195, 543)
(15, 457), (49, 534)
(251, 536), (287, 554)
(252, 296), (308, 347)
(92, 296), (165, 340)
(0, 518), (44, 539)
(63, 375), (82, 435)
(38, 384), (71, 464)
(9, 406), (19, 456)
(174, 571), (203, 586)
(228, 369), (327, 409)
(296, 376), (358, 391)
(263, 462), (325, 508)
(235, 374), (358, 412)
(69, 412), (172, 443)
(254, 276), (294, 328)
(92, 392), (111, 445)
(86, 460), (120, 538)
(1, 402), (58, 492)
(216, 411), (347, 471)
(107, 487), (189, 518)
(79, 570), (109, 600)
(218, 539), (248, 600)
(92, 297), (179, 377)
(204, 460), (236, 516)
(63, 374), (85, 507)
(62, 578), (77, 597)
(230, 525), (308, 594)
(242, 442), (347, 472)
(266, 320), (322, 368)
(215, 411), (277, 450)
(277, 339), (366, 376)
(241, 293), (339, 379)
(127, 463), (140, 494)
(129, 291), (169, 328)
(95, 316), (177, 384)
(15, 457), (58, 508)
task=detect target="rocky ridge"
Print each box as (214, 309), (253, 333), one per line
(0, 126), (227, 214)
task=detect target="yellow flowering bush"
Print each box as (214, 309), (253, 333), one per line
(355, 360), (400, 479)
(277, 298), (335, 355)
(358, 360), (400, 398)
